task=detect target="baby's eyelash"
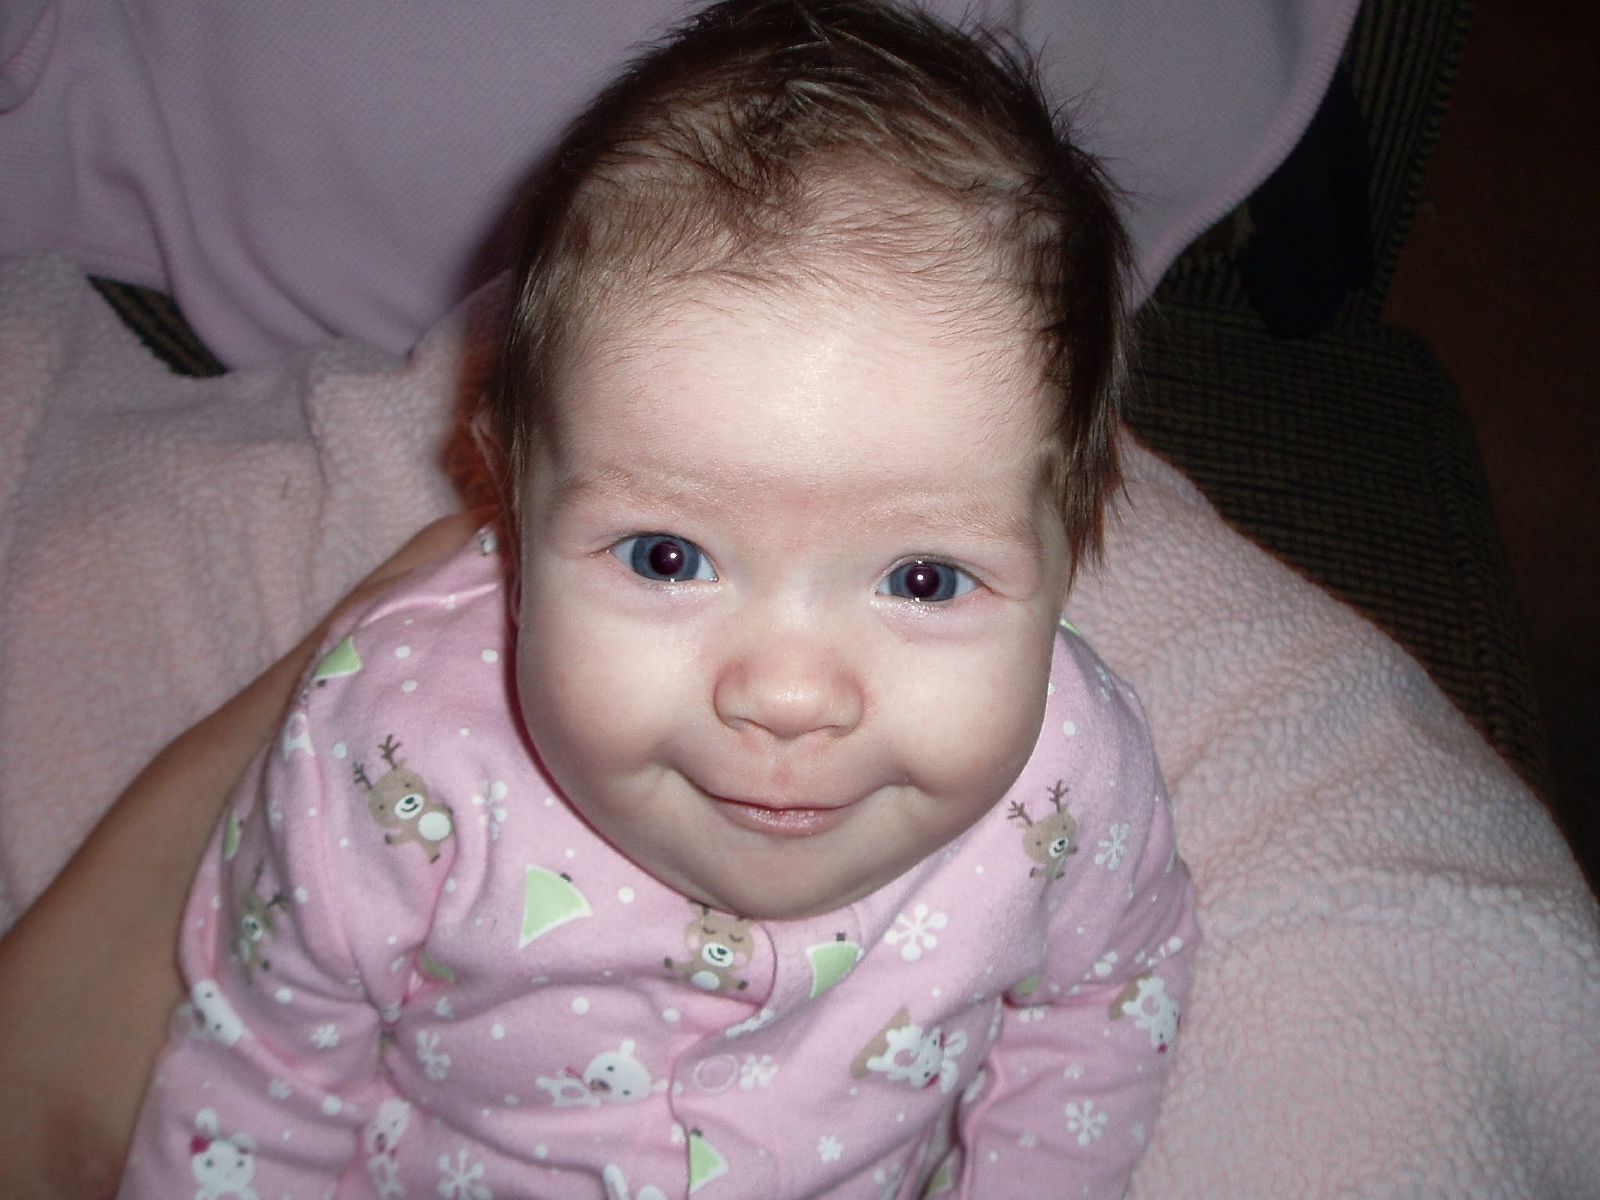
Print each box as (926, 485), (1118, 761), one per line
(876, 560), (978, 603)
(610, 534), (718, 583)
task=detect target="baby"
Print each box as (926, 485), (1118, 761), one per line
(120, 2), (1198, 1196)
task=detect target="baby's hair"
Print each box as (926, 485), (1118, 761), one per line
(487, 0), (1132, 577)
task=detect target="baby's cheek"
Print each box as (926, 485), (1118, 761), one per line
(903, 672), (1043, 800)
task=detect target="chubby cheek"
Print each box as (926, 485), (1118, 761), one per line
(513, 582), (698, 793)
(889, 630), (1053, 807)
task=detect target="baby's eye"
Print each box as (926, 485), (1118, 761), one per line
(877, 560), (976, 603)
(612, 534), (717, 583)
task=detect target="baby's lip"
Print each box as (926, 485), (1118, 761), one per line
(709, 793), (850, 812)
(709, 795), (856, 838)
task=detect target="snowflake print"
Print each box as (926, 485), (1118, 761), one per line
(1091, 950), (1119, 980)
(818, 1135), (844, 1163)
(884, 903), (948, 962)
(723, 1007), (777, 1039)
(872, 1163), (905, 1199)
(311, 1023), (340, 1050)
(417, 1030), (452, 1081)
(438, 1148), (492, 1199)
(1064, 1100), (1107, 1147)
(739, 1055), (777, 1090)
(472, 780), (509, 841)
(1094, 823), (1130, 871)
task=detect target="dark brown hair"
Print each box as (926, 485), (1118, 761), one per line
(488, 0), (1131, 574)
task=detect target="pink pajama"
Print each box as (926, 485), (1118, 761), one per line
(121, 529), (1198, 1199)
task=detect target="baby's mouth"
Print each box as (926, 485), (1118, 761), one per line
(705, 792), (857, 839)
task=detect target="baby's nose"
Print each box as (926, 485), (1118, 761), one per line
(712, 634), (863, 740)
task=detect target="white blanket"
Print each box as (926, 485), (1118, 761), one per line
(2, 251), (1596, 1196)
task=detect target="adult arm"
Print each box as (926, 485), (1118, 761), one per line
(0, 514), (478, 1200)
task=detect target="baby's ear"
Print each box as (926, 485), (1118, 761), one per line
(454, 404), (511, 514)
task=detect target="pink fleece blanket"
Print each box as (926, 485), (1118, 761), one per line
(1, 250), (1595, 1195)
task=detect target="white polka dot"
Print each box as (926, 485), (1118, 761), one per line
(572, 997), (590, 1015)
(618, 887), (636, 904)
(401, 680), (418, 693)
(490, 781), (508, 801)
(307, 807), (318, 818)
(333, 742), (348, 759)
(482, 649), (500, 664)
(534, 1145), (548, 1160)
(1062, 720), (1078, 737)
(491, 1023), (506, 1040)
(394, 645), (412, 659)
(975, 864), (985, 876)
(504, 1094), (520, 1106)
(662, 1009), (681, 1024)
(275, 987), (293, 1004)
(444, 878), (457, 892)
(321, 1096), (342, 1116)
(565, 848), (576, 859)
(294, 887), (309, 903)
(931, 986), (942, 998)
(338, 837), (349, 848)
(386, 935), (398, 946)
(404, 618), (414, 626)
(544, 796), (556, 807)
(459, 727), (471, 737)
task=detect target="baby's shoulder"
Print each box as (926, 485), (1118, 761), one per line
(1048, 620), (1151, 736)
(298, 523), (515, 730)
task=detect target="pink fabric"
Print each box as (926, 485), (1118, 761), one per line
(118, 535), (1197, 1198)
(0, 0), (1358, 367)
(2, 254), (1597, 1194)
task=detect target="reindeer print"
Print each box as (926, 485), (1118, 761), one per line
(232, 863), (289, 982)
(1007, 780), (1078, 884)
(352, 734), (454, 861)
(665, 905), (757, 993)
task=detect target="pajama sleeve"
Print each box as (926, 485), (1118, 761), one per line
(957, 704), (1200, 1198)
(118, 683), (457, 1197)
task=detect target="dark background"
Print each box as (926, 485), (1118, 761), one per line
(1384, 0), (1598, 888)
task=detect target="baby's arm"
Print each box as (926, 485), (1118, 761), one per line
(116, 624), (459, 1196)
(0, 516), (474, 1200)
(958, 730), (1199, 1196)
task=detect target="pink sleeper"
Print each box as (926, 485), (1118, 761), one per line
(120, 529), (1198, 1199)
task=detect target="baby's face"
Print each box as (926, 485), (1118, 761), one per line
(514, 282), (1072, 919)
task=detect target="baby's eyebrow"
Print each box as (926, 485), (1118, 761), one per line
(548, 462), (1044, 551)
(545, 464), (717, 516)
(867, 491), (1045, 551)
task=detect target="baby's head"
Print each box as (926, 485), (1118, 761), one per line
(487, 0), (1132, 920)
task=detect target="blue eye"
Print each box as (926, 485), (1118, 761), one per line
(612, 534), (717, 583)
(878, 560), (976, 603)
